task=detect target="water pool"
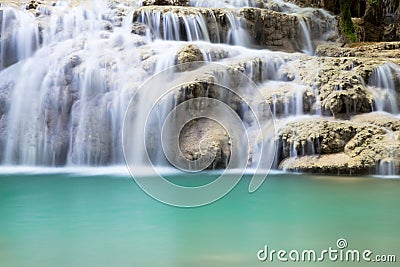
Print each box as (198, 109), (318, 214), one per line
(0, 171), (399, 266)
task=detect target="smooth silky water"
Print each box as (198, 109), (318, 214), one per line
(0, 170), (399, 267)
(0, 0), (399, 266)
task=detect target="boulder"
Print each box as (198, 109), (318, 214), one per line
(178, 118), (231, 170)
(176, 44), (205, 71)
(131, 22), (154, 39)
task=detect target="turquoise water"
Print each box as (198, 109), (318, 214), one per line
(0, 171), (399, 267)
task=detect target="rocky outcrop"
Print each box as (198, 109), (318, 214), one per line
(276, 119), (358, 159)
(260, 82), (315, 117)
(293, 0), (400, 43)
(141, 0), (190, 6)
(131, 22), (153, 37)
(316, 42), (400, 59)
(288, 56), (380, 116)
(278, 113), (400, 174)
(239, 8), (299, 51)
(132, 5), (335, 53)
(179, 118), (231, 169)
(176, 44), (205, 71)
(286, 0), (338, 11)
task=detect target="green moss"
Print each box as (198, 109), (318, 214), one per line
(340, 0), (357, 42)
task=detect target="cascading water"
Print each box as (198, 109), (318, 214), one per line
(0, 1), (183, 166)
(368, 62), (400, 114)
(0, 7), (40, 69)
(0, 0), (338, 168)
(132, 7), (253, 46)
(365, 62), (400, 175)
(134, 8), (211, 42)
(297, 17), (313, 55)
(132, 0), (336, 54)
(190, 0), (257, 8)
(4, 0), (397, 176)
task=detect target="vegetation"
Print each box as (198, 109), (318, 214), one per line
(340, 0), (358, 42)
(338, 0), (394, 42)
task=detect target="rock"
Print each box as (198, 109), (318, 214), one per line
(239, 8), (298, 52)
(289, 56), (378, 116)
(176, 44), (205, 71)
(101, 8), (127, 27)
(286, 0), (338, 12)
(316, 42), (400, 58)
(70, 99), (112, 165)
(23, 0), (53, 16)
(279, 153), (360, 174)
(102, 21), (114, 32)
(0, 82), (12, 118)
(131, 22), (153, 38)
(276, 119), (358, 161)
(344, 126), (399, 172)
(260, 82), (316, 117)
(290, 0), (400, 43)
(141, 0), (190, 6)
(357, 20), (383, 42)
(202, 46), (230, 61)
(316, 44), (355, 57)
(0, 114), (7, 163)
(321, 86), (373, 116)
(178, 118), (230, 170)
(277, 112), (400, 174)
(132, 6), (335, 53)
(27, 1), (38, 10)
(351, 112), (400, 131)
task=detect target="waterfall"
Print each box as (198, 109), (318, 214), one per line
(0, 1), (185, 166)
(0, 0), (341, 170)
(190, 0), (257, 8)
(134, 8), (211, 42)
(297, 17), (314, 55)
(225, 12), (251, 46)
(0, 8), (40, 69)
(368, 62), (400, 114)
(132, 0), (336, 53)
(132, 7), (252, 46)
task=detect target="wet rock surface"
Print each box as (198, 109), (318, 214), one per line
(278, 113), (400, 174)
(1, 0), (400, 176)
(141, 0), (190, 6)
(176, 44), (205, 71)
(178, 118), (231, 170)
(316, 42), (400, 58)
(131, 5), (335, 52)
